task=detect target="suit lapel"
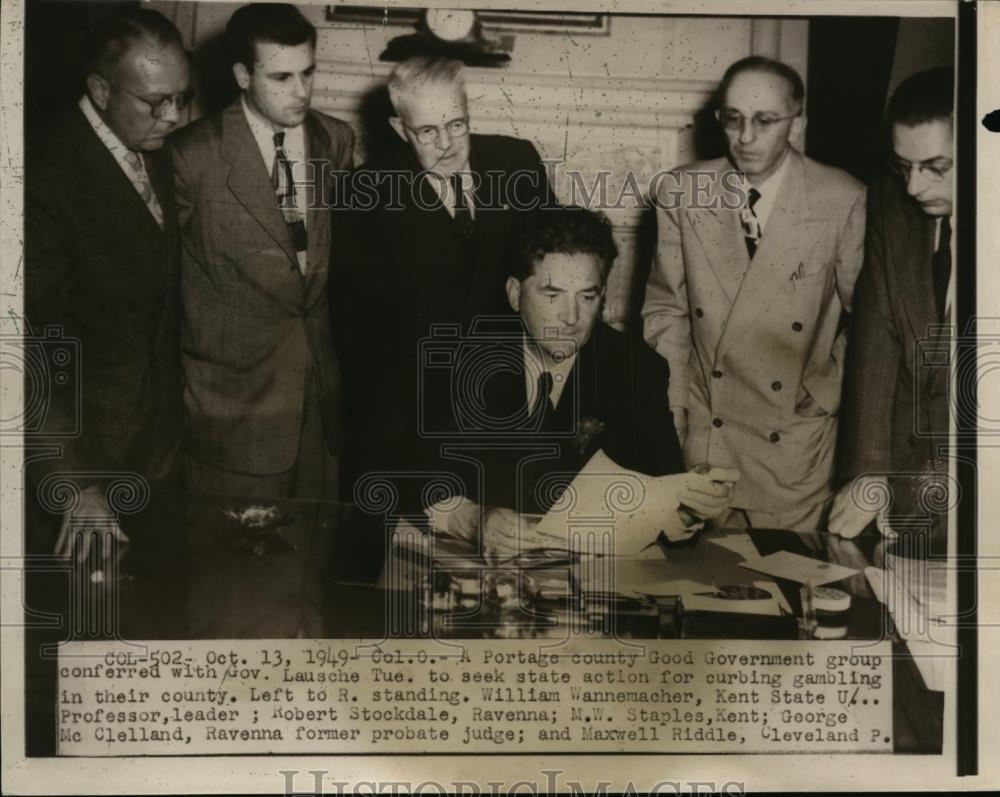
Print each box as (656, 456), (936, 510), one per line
(689, 206), (748, 304)
(469, 137), (500, 275)
(891, 194), (937, 346)
(303, 112), (333, 307)
(717, 151), (822, 360)
(73, 109), (167, 285)
(219, 101), (299, 269)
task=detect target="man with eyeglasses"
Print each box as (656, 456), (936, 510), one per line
(25, 9), (191, 559)
(170, 4), (353, 516)
(642, 56), (866, 533)
(332, 55), (553, 505)
(831, 67), (954, 547)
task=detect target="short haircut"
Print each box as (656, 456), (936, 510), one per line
(508, 207), (618, 284)
(84, 9), (184, 78)
(388, 56), (466, 119)
(887, 66), (954, 128)
(717, 55), (805, 109)
(226, 3), (317, 71)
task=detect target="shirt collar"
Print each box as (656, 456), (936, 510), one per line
(79, 94), (132, 158)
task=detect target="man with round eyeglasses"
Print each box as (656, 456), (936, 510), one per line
(331, 55), (554, 505)
(832, 67), (955, 549)
(25, 9), (191, 561)
(642, 55), (866, 533)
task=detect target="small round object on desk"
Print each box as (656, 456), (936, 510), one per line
(813, 586), (851, 639)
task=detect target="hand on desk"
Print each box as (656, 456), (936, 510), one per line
(828, 476), (896, 540)
(54, 484), (130, 562)
(655, 465), (741, 544)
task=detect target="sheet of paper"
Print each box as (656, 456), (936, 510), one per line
(531, 449), (685, 556)
(740, 549), (858, 585)
(706, 532), (760, 562)
(864, 566), (955, 693)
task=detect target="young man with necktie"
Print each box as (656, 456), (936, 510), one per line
(831, 67), (954, 548)
(171, 3), (354, 503)
(642, 56), (866, 533)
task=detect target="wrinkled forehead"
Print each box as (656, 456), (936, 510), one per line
(722, 69), (798, 113)
(116, 39), (189, 92)
(891, 118), (954, 161)
(398, 81), (468, 123)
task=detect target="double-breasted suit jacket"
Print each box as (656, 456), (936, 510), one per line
(643, 149), (866, 517)
(170, 100), (354, 476)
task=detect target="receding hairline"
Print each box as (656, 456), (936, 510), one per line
(721, 67), (802, 109)
(101, 35), (187, 81)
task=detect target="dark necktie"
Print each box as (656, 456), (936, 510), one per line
(741, 187), (762, 258)
(272, 131), (307, 272)
(933, 216), (952, 320)
(535, 370), (554, 415)
(451, 173), (475, 244)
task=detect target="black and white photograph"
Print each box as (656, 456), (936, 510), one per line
(0, 0), (993, 792)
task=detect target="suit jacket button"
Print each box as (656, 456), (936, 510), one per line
(695, 308), (704, 318)
(771, 381), (782, 391)
(712, 370), (723, 379)
(713, 418), (723, 428)
(792, 322), (803, 332)
(769, 432), (780, 443)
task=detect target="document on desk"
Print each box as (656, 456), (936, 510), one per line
(531, 448), (685, 556)
(740, 549), (858, 585)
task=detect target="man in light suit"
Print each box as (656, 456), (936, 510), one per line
(642, 56), (866, 532)
(332, 56), (553, 501)
(26, 9), (191, 556)
(172, 3), (354, 501)
(830, 67), (954, 550)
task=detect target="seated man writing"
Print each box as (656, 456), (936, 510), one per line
(423, 206), (739, 556)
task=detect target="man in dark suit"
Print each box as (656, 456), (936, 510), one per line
(25, 9), (191, 556)
(171, 3), (354, 501)
(332, 55), (554, 496)
(423, 207), (739, 553)
(831, 67), (954, 549)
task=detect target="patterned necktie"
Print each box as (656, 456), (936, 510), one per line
(451, 173), (475, 244)
(741, 187), (762, 258)
(933, 216), (952, 320)
(122, 150), (164, 229)
(272, 131), (307, 273)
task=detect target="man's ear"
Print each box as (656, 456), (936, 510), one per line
(388, 116), (407, 142)
(85, 73), (111, 111)
(233, 62), (251, 91)
(790, 113), (807, 148)
(505, 276), (521, 313)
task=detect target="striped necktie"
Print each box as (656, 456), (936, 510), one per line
(272, 130), (307, 273)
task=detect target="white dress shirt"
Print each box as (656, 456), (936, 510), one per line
(744, 147), (792, 232)
(425, 166), (476, 220)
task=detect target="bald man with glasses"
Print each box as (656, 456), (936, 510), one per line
(332, 55), (554, 501)
(25, 9), (191, 558)
(642, 56), (866, 533)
